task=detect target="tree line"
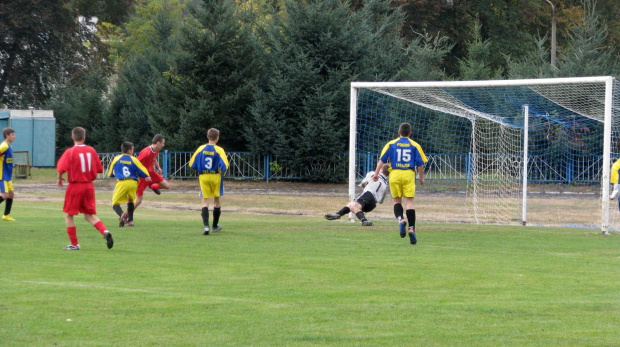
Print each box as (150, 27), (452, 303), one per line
(1, 0), (619, 181)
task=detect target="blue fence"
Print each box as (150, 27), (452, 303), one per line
(98, 151), (305, 182)
(98, 151), (605, 184)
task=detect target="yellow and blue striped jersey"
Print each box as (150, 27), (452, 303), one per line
(189, 144), (229, 174)
(611, 158), (620, 184)
(379, 137), (427, 170)
(107, 154), (150, 181)
(0, 141), (13, 181)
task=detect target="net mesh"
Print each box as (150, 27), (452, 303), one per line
(354, 79), (620, 229)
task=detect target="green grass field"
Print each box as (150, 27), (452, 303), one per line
(1, 197), (619, 346)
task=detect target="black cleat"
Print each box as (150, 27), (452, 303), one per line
(203, 226), (210, 235)
(324, 214), (341, 220)
(361, 220), (373, 226)
(104, 231), (114, 249)
(153, 189), (161, 195)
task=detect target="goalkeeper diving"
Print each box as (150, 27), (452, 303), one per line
(324, 164), (390, 226)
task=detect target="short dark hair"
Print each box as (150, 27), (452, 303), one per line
(72, 127), (86, 141)
(399, 123), (412, 137)
(3, 127), (14, 139)
(152, 134), (165, 144)
(207, 128), (219, 141)
(121, 141), (134, 153)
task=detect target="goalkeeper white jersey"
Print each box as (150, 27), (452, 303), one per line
(359, 171), (388, 204)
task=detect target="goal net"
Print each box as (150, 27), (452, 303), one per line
(349, 77), (620, 232)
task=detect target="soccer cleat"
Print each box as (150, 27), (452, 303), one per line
(399, 220), (407, 238)
(119, 212), (128, 227)
(63, 244), (80, 250)
(212, 225), (222, 233)
(203, 226), (210, 235)
(2, 215), (16, 221)
(408, 227), (417, 245)
(324, 214), (341, 220)
(126, 221), (134, 227)
(104, 231), (114, 249)
(361, 220), (373, 226)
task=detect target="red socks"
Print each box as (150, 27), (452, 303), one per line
(94, 221), (107, 235)
(67, 226), (78, 246)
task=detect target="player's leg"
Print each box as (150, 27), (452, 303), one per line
(157, 179), (171, 190)
(212, 196), (222, 232)
(127, 201), (135, 224)
(211, 174), (223, 232)
(349, 201), (372, 226)
(402, 177), (417, 245)
(2, 182), (15, 221)
(148, 171), (169, 195)
(199, 174), (213, 235)
(112, 204), (124, 217)
(325, 202), (351, 220)
(134, 178), (148, 209)
(391, 170), (410, 238)
(201, 198), (211, 234)
(0, 181), (15, 221)
(84, 214), (113, 249)
(62, 185), (81, 250)
(63, 213), (80, 250)
(125, 182), (138, 226)
(111, 183), (125, 226)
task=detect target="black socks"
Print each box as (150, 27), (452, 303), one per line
(213, 207), (221, 227)
(201, 207), (209, 227)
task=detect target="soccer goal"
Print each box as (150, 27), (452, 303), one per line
(349, 77), (620, 233)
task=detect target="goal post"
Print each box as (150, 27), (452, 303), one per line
(349, 77), (619, 232)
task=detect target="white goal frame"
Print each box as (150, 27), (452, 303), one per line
(349, 76), (615, 232)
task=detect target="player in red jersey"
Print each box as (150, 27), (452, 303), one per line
(57, 127), (113, 250)
(133, 135), (171, 221)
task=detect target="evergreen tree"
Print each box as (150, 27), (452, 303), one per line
(458, 19), (503, 80)
(506, 36), (556, 79)
(248, 0), (412, 181)
(44, 67), (109, 153)
(99, 0), (185, 151)
(175, 0), (263, 151)
(395, 31), (453, 81)
(507, 0), (618, 79)
(555, 0), (618, 77)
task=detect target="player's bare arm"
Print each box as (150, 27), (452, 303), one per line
(417, 165), (425, 185)
(373, 160), (385, 181)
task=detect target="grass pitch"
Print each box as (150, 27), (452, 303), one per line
(1, 198), (619, 346)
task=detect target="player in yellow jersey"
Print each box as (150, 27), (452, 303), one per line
(373, 123), (427, 245)
(107, 142), (151, 227)
(0, 128), (16, 221)
(189, 128), (229, 235)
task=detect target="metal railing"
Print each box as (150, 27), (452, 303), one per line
(97, 151), (605, 184)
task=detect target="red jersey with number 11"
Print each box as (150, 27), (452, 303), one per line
(57, 145), (103, 183)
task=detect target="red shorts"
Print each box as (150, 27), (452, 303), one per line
(137, 170), (164, 196)
(63, 182), (97, 215)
